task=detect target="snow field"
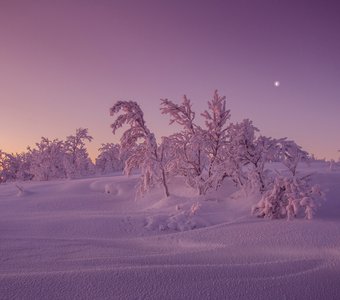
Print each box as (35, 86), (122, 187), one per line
(1, 163), (340, 299)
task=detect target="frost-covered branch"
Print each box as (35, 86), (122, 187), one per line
(160, 96), (196, 133)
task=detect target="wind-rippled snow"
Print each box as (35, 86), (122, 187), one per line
(1, 164), (340, 299)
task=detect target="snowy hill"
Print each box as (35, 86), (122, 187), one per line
(1, 163), (340, 299)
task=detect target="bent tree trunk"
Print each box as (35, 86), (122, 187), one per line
(161, 169), (170, 197)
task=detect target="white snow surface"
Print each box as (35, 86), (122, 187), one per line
(1, 163), (340, 299)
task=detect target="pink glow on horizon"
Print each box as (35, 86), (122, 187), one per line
(0, 1), (339, 160)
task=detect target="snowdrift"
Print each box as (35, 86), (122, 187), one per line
(1, 163), (340, 299)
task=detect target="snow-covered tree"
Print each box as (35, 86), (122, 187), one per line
(200, 90), (231, 191)
(0, 151), (34, 183)
(110, 101), (170, 197)
(0, 150), (17, 183)
(225, 119), (259, 188)
(95, 143), (123, 174)
(218, 119), (279, 193)
(161, 91), (231, 195)
(64, 128), (94, 178)
(1, 151), (12, 183)
(246, 135), (280, 191)
(160, 95), (207, 194)
(277, 139), (309, 176)
(28, 137), (66, 181)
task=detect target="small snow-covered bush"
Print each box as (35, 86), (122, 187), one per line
(145, 202), (206, 232)
(252, 175), (324, 220)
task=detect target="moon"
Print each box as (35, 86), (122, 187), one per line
(274, 81), (280, 87)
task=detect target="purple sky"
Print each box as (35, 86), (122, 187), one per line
(1, 0), (339, 160)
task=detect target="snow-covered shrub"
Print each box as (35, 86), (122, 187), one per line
(145, 202), (205, 232)
(252, 175), (325, 220)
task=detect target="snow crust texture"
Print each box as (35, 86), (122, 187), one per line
(1, 164), (340, 299)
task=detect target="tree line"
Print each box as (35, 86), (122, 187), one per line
(0, 128), (123, 182)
